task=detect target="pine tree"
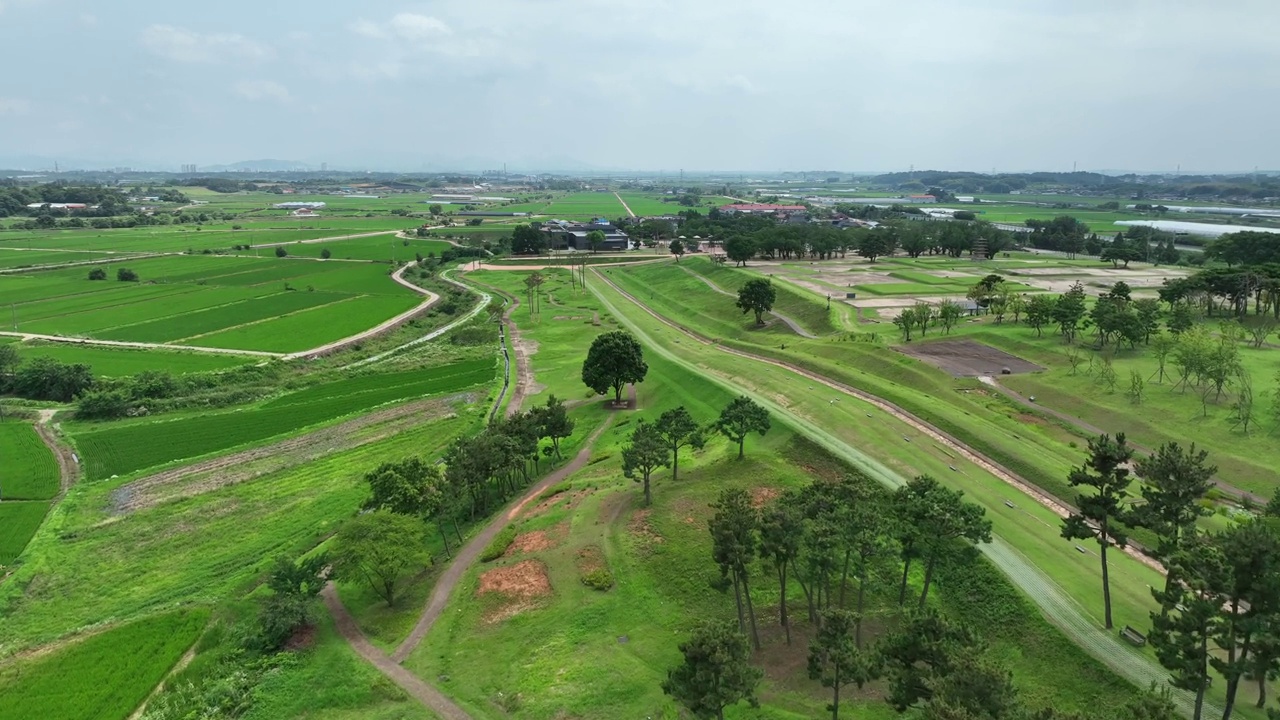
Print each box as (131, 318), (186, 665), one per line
(662, 620), (762, 720)
(1061, 433), (1134, 629)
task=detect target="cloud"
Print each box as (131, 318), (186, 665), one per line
(351, 13), (452, 42)
(0, 97), (31, 115)
(141, 24), (272, 63)
(232, 80), (290, 103)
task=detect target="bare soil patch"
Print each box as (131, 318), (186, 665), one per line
(750, 486), (781, 508)
(477, 559), (552, 623)
(504, 523), (568, 556)
(627, 508), (664, 546)
(575, 545), (606, 574)
(478, 559), (552, 598)
(897, 339), (1043, 377)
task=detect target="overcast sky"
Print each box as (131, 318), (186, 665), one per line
(0, 0), (1276, 173)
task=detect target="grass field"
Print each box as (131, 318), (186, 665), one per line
(0, 421), (60, 500)
(0, 405), (478, 651)
(404, 270), (1138, 719)
(272, 235), (451, 262)
(0, 254), (421, 353)
(71, 357), (496, 480)
(0, 609), (208, 720)
(582, 261), (1268, 716)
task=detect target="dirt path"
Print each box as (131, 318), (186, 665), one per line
(33, 411), (79, 494)
(590, 267), (1165, 574)
(127, 644), (198, 720)
(322, 584), (472, 720)
(503, 296), (534, 418)
(248, 230), (400, 249)
(978, 375), (1264, 505)
(614, 192), (635, 218)
(391, 415), (620, 663)
(0, 331), (282, 358)
(673, 264), (818, 339)
(462, 257), (672, 272)
(344, 268), (489, 370)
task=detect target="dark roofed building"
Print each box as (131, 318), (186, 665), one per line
(541, 220), (630, 251)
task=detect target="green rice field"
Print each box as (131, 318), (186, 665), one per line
(9, 343), (250, 376)
(72, 357), (496, 479)
(0, 609), (208, 720)
(0, 421), (60, 500)
(0, 501), (50, 565)
(0, 255), (421, 353)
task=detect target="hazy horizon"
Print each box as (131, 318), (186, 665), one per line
(1, 0), (1276, 174)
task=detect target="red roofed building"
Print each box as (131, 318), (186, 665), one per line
(717, 203), (808, 214)
(908, 194), (937, 204)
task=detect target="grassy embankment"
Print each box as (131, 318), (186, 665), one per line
(402, 266), (1138, 719)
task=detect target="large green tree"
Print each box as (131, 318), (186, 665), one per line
(736, 278), (777, 326)
(581, 330), (648, 404)
(1149, 536), (1227, 720)
(714, 395), (771, 459)
(662, 620), (762, 720)
(759, 491), (804, 645)
(654, 406), (704, 480)
(709, 487), (762, 649)
(1134, 442), (1215, 594)
(531, 394), (574, 460)
(877, 608), (980, 712)
(1061, 433), (1134, 629)
(622, 419), (669, 506)
(901, 476), (992, 609)
(808, 608), (872, 720)
(330, 511), (427, 607)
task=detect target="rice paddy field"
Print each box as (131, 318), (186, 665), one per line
(7, 342), (250, 375)
(69, 356), (496, 480)
(0, 609), (209, 720)
(0, 254), (422, 353)
(0, 421), (60, 500)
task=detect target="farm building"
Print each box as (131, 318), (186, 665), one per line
(908, 194), (937, 204)
(25, 202), (88, 210)
(717, 203), (808, 215)
(541, 220), (630, 251)
(273, 201), (327, 210)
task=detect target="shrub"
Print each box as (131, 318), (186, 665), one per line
(76, 388), (133, 419)
(116, 267), (139, 282)
(580, 568), (614, 591)
(320, 248), (331, 259)
(87, 267), (107, 280)
(480, 526), (516, 562)
(274, 246), (287, 258)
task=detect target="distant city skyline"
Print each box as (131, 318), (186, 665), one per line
(1, 1), (1276, 174)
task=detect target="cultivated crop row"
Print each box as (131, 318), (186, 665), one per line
(0, 422), (60, 500)
(76, 358), (495, 479)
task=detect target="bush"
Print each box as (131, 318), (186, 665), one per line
(320, 248), (331, 259)
(480, 526), (516, 562)
(274, 246), (287, 258)
(580, 568), (614, 591)
(117, 267), (139, 282)
(87, 267), (107, 280)
(76, 388), (133, 419)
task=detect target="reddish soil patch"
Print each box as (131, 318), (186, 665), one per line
(575, 545), (606, 573)
(751, 486), (781, 509)
(526, 488), (594, 519)
(628, 509), (664, 545)
(504, 523), (568, 556)
(1016, 412), (1047, 426)
(478, 559), (552, 598)
(897, 339), (1042, 378)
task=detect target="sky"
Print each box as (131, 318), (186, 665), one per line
(0, 0), (1277, 174)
